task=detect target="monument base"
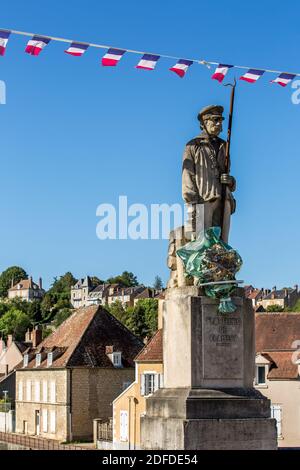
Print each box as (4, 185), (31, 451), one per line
(140, 288), (277, 449)
(141, 388), (277, 450)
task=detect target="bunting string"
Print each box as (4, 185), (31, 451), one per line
(1, 27), (299, 87)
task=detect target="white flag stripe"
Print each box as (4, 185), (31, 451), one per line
(137, 59), (157, 68)
(103, 53), (122, 61)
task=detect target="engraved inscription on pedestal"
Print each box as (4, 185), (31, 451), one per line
(202, 301), (243, 380)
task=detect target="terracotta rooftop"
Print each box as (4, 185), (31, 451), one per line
(261, 351), (299, 380)
(256, 313), (300, 351)
(9, 279), (42, 291)
(22, 305), (143, 369)
(135, 329), (163, 362)
(246, 289), (262, 300)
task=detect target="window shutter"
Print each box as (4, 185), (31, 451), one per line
(42, 409), (48, 433)
(140, 374), (145, 396)
(154, 373), (159, 391)
(159, 373), (164, 388)
(18, 381), (23, 401)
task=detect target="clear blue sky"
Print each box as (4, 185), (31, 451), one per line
(0, 0), (299, 290)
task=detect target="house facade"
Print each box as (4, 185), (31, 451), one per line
(8, 277), (45, 302)
(112, 329), (163, 450)
(255, 313), (300, 447)
(15, 305), (143, 441)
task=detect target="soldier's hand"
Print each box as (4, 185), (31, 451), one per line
(220, 174), (236, 191)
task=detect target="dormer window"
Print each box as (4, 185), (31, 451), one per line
(35, 353), (41, 367)
(47, 352), (53, 367)
(23, 354), (29, 368)
(255, 365), (266, 385)
(112, 352), (122, 368)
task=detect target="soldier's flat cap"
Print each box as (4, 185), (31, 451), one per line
(197, 105), (224, 122)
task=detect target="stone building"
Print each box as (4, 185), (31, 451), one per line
(15, 305), (143, 441)
(70, 276), (95, 308)
(257, 286), (298, 310)
(255, 313), (300, 447)
(8, 277), (45, 302)
(112, 329), (163, 450)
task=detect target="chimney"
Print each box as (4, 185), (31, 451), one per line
(39, 277), (42, 289)
(25, 329), (31, 343)
(5, 364), (9, 376)
(294, 284), (298, 293)
(284, 288), (288, 298)
(11, 277), (14, 288)
(0, 338), (5, 354)
(271, 293), (275, 300)
(272, 286), (276, 292)
(29, 276), (33, 288)
(32, 325), (42, 348)
(106, 345), (114, 354)
(7, 335), (13, 348)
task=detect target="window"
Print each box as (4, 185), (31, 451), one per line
(26, 380), (31, 401)
(256, 365), (266, 385)
(112, 352), (122, 368)
(49, 410), (56, 433)
(23, 354), (29, 368)
(36, 354), (41, 367)
(42, 380), (48, 403)
(47, 353), (53, 367)
(18, 381), (23, 401)
(271, 404), (282, 438)
(50, 381), (56, 404)
(34, 380), (40, 402)
(120, 410), (128, 441)
(140, 373), (162, 396)
(42, 409), (48, 433)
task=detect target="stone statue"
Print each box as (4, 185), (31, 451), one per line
(182, 104), (236, 243)
(167, 105), (236, 288)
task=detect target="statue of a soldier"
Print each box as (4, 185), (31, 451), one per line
(182, 104), (236, 243)
(167, 105), (236, 288)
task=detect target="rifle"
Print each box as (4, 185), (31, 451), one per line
(220, 78), (236, 241)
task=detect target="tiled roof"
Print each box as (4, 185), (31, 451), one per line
(9, 279), (41, 291)
(246, 289), (262, 300)
(23, 305), (143, 369)
(134, 288), (154, 300)
(256, 313), (300, 351)
(264, 288), (294, 300)
(135, 329), (163, 362)
(262, 351), (299, 380)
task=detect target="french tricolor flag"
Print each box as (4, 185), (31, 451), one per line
(240, 68), (264, 83)
(211, 64), (233, 83)
(0, 30), (10, 56)
(271, 73), (296, 87)
(169, 59), (193, 78)
(136, 54), (160, 70)
(25, 36), (51, 56)
(102, 48), (126, 66)
(65, 42), (89, 56)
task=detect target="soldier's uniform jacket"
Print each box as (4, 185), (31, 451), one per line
(182, 132), (236, 213)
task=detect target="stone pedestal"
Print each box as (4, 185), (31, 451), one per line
(140, 288), (277, 450)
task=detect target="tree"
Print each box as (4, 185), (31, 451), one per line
(107, 271), (138, 287)
(107, 300), (129, 325)
(53, 308), (73, 328)
(0, 308), (31, 340)
(90, 276), (104, 287)
(266, 304), (284, 312)
(153, 275), (163, 290)
(125, 299), (158, 339)
(41, 272), (77, 320)
(0, 266), (28, 298)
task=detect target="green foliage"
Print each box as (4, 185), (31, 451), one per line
(0, 266), (28, 298)
(53, 308), (73, 328)
(153, 275), (163, 290)
(126, 298), (158, 340)
(41, 272), (77, 321)
(106, 300), (128, 325)
(106, 271), (138, 287)
(284, 299), (300, 312)
(266, 304), (284, 312)
(90, 276), (104, 287)
(0, 308), (31, 340)
(42, 327), (53, 339)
